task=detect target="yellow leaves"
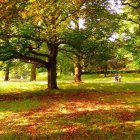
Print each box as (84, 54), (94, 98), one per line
(29, 0), (36, 2)
(0, 0), (6, 4)
(0, 111), (11, 119)
(72, 0), (83, 6)
(62, 124), (79, 133)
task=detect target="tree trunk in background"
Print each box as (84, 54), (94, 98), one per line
(74, 62), (82, 82)
(4, 67), (9, 81)
(104, 64), (108, 77)
(59, 67), (62, 77)
(30, 64), (36, 81)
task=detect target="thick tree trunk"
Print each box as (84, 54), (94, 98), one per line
(48, 63), (58, 89)
(47, 45), (58, 89)
(4, 67), (9, 81)
(74, 63), (82, 82)
(30, 64), (36, 81)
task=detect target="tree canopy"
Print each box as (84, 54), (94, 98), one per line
(0, 0), (139, 89)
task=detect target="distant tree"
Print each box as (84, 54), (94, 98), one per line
(0, 61), (12, 81)
(30, 63), (37, 81)
(57, 52), (73, 76)
(114, 0), (140, 70)
(60, 4), (119, 81)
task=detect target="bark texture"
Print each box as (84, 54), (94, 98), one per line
(30, 64), (36, 81)
(4, 67), (9, 81)
(74, 63), (82, 82)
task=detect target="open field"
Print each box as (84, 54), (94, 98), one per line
(0, 74), (140, 139)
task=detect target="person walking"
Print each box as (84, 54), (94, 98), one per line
(114, 73), (118, 81)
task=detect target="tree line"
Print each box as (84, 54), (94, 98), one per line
(0, 0), (139, 89)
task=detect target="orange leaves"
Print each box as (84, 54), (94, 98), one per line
(0, 0), (5, 3)
(62, 124), (79, 133)
(0, 91), (140, 139)
(118, 111), (135, 122)
(26, 123), (37, 135)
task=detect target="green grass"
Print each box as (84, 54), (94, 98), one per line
(0, 74), (140, 139)
(0, 81), (46, 95)
(0, 99), (40, 112)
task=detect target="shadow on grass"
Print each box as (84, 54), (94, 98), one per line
(0, 109), (140, 140)
(0, 81), (140, 139)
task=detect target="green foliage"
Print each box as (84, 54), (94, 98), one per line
(10, 61), (31, 79)
(0, 0), (140, 88)
(57, 52), (74, 75)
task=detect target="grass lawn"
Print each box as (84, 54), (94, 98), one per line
(0, 74), (140, 140)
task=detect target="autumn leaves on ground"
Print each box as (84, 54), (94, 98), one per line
(0, 77), (140, 140)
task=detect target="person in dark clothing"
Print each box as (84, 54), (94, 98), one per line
(114, 73), (118, 81)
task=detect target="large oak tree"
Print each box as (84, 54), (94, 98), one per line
(0, 0), (126, 89)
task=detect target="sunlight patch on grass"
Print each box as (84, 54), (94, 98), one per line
(0, 74), (140, 95)
(61, 124), (80, 133)
(125, 120), (140, 127)
(58, 101), (140, 115)
(0, 81), (46, 95)
(0, 111), (12, 119)
(58, 82), (140, 93)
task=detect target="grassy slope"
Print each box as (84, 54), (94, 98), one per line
(0, 74), (140, 139)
